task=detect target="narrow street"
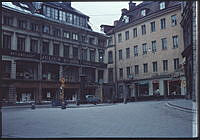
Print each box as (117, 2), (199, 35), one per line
(2, 100), (193, 138)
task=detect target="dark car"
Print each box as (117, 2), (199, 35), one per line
(85, 95), (101, 105)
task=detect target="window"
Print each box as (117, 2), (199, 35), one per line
(143, 63), (148, 73)
(3, 15), (13, 26)
(142, 43), (147, 55)
(72, 33), (78, 40)
(18, 19), (27, 29)
(63, 45), (69, 58)
(30, 23), (40, 32)
(126, 48), (130, 59)
(108, 51), (113, 63)
(151, 21), (156, 32)
(141, 25), (146, 35)
(2, 61), (11, 78)
(53, 28), (61, 37)
(172, 35), (178, 48)
(163, 60), (168, 71)
(43, 25), (50, 34)
(152, 62), (157, 72)
(174, 58), (179, 70)
(89, 37), (95, 45)
(63, 31), (70, 39)
(81, 49), (87, 61)
(82, 35), (87, 43)
(30, 39), (38, 53)
(141, 9), (146, 16)
(108, 37), (113, 46)
(118, 33), (122, 43)
(53, 44), (59, 56)
(17, 37), (25, 51)
(160, 2), (165, 10)
(119, 50), (123, 60)
(152, 40), (157, 53)
(171, 15), (177, 26)
(133, 28), (137, 38)
(160, 18), (166, 29)
(119, 68), (123, 79)
(135, 65), (139, 75)
(126, 67), (131, 78)
(161, 38), (167, 50)
(125, 31), (129, 40)
(108, 68), (113, 82)
(44, 6), (58, 20)
(99, 51), (104, 62)
(90, 50), (95, 62)
(59, 10), (66, 21)
(73, 47), (78, 59)
(134, 45), (138, 56)
(3, 34), (11, 49)
(42, 42), (49, 55)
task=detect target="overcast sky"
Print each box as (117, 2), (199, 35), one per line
(72, 1), (142, 32)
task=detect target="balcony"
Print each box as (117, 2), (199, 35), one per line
(0, 48), (39, 59)
(81, 60), (107, 68)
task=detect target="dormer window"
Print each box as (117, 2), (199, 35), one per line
(141, 9), (146, 16)
(160, 2), (165, 10)
(122, 15), (129, 23)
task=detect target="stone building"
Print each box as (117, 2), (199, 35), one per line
(180, 1), (197, 101)
(101, 1), (186, 102)
(1, 2), (107, 105)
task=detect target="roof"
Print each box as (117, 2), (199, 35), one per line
(106, 1), (181, 33)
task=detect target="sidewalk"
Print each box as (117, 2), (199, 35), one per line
(166, 99), (197, 113)
(1, 103), (113, 109)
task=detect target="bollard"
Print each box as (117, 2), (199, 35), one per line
(31, 103), (35, 109)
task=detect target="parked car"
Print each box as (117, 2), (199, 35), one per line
(85, 95), (101, 105)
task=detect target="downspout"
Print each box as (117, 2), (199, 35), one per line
(113, 29), (118, 102)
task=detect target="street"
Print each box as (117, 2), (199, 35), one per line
(2, 100), (194, 138)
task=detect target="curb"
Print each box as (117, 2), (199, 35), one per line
(1, 104), (113, 109)
(166, 102), (196, 113)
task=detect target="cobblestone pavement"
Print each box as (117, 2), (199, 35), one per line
(2, 100), (194, 138)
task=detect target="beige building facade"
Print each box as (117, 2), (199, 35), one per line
(102, 1), (186, 101)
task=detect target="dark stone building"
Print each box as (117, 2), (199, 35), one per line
(1, 2), (107, 105)
(180, 1), (197, 101)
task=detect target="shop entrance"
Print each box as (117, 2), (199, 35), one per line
(16, 88), (34, 102)
(169, 80), (181, 96)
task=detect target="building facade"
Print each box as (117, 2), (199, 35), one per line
(102, 1), (186, 102)
(1, 2), (107, 105)
(181, 1), (197, 101)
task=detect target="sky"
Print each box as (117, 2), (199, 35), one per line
(72, 1), (142, 32)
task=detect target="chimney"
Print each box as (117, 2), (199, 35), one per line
(121, 8), (128, 15)
(114, 20), (119, 26)
(129, 1), (136, 11)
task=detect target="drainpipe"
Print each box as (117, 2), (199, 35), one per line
(113, 29), (118, 103)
